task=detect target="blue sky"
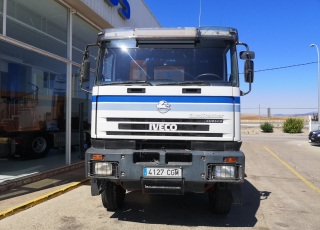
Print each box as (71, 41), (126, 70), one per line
(143, 0), (320, 115)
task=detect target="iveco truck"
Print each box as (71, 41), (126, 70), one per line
(80, 26), (255, 215)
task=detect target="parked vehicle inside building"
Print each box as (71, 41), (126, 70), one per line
(0, 60), (90, 158)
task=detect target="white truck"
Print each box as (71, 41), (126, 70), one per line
(80, 26), (255, 215)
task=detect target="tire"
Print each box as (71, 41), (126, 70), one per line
(24, 134), (52, 158)
(101, 181), (126, 211)
(208, 184), (232, 215)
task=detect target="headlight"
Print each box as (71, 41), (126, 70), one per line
(215, 165), (235, 179)
(94, 162), (113, 175)
(317, 134), (320, 137)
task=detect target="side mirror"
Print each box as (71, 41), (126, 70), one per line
(240, 51), (255, 60)
(80, 59), (91, 82)
(244, 60), (254, 83)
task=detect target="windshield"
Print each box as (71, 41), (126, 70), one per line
(96, 39), (238, 86)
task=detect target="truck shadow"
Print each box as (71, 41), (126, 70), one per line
(109, 179), (266, 227)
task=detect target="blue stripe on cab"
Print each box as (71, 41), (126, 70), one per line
(96, 103), (240, 112)
(92, 95), (240, 104)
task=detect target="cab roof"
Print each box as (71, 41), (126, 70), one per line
(97, 26), (239, 43)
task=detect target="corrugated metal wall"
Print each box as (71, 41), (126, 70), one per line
(81, 0), (161, 28)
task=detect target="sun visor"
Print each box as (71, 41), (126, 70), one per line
(137, 40), (196, 48)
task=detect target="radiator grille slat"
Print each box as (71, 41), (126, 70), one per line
(108, 118), (223, 123)
(107, 131), (222, 137)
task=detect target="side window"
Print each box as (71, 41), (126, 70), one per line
(226, 48), (232, 82)
(102, 54), (114, 82)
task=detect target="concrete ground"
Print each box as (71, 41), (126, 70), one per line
(0, 127), (313, 223)
(0, 166), (87, 214)
(1, 130), (319, 229)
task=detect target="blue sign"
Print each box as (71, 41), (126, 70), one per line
(105, 0), (130, 20)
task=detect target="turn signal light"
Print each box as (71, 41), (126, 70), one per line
(92, 154), (104, 160)
(223, 157), (237, 163)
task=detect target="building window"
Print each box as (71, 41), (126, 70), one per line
(6, 0), (68, 58)
(0, 40), (66, 131)
(43, 72), (55, 89)
(0, 0), (3, 34)
(72, 14), (98, 66)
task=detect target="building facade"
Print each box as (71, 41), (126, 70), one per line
(0, 0), (160, 180)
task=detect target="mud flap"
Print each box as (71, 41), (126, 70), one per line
(229, 184), (242, 204)
(91, 179), (104, 196)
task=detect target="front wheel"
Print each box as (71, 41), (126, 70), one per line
(208, 184), (232, 215)
(101, 181), (126, 211)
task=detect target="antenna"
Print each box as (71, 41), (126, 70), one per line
(219, 2), (226, 26)
(198, 0), (202, 27)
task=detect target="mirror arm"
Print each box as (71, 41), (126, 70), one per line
(237, 42), (250, 52)
(82, 43), (97, 61)
(240, 81), (251, 96)
(80, 80), (92, 94)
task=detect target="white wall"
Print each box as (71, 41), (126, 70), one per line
(80, 0), (161, 28)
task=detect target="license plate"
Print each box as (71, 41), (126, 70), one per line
(143, 168), (182, 178)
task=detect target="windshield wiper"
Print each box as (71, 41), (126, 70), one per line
(101, 81), (153, 86)
(156, 81), (210, 86)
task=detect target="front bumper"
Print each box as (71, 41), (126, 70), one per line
(85, 148), (245, 193)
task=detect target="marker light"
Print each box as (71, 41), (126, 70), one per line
(223, 157), (237, 163)
(92, 154), (104, 160)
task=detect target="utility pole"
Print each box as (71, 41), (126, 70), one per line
(259, 104), (260, 123)
(310, 44), (320, 122)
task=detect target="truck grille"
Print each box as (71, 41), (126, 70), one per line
(104, 117), (225, 138)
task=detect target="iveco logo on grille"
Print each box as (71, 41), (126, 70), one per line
(149, 124), (178, 131)
(157, 100), (171, 113)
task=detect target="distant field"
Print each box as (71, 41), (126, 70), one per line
(241, 114), (309, 122)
